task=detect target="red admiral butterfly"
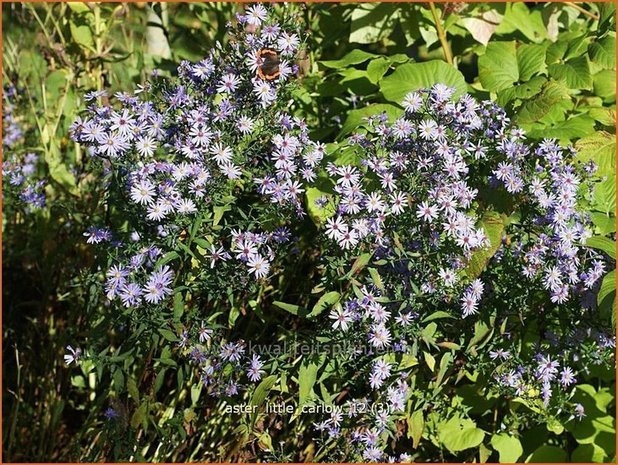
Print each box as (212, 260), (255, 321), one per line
(256, 48), (281, 81)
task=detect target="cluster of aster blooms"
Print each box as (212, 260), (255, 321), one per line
(2, 85), (47, 210)
(489, 325), (615, 412)
(304, 86), (614, 459)
(313, 85), (609, 323)
(69, 5), (308, 304)
(103, 243), (174, 307)
(209, 227), (293, 279)
(179, 325), (266, 396)
(312, 377), (412, 462)
(491, 135), (604, 304)
(69, 3), (302, 228)
(254, 116), (327, 217)
(316, 86), (500, 318)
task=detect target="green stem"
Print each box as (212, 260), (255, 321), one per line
(93, 3), (103, 92)
(566, 2), (599, 21)
(429, 2), (453, 66)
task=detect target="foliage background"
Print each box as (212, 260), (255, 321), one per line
(2, 2), (616, 462)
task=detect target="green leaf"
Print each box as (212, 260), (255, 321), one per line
(597, 269), (616, 324)
(599, 2), (616, 30)
(305, 186), (336, 226)
(366, 57), (391, 84)
(571, 444), (608, 463)
(212, 205), (231, 226)
(251, 375), (277, 407)
(70, 12), (96, 51)
(67, 2), (91, 13)
(348, 252), (373, 276)
(585, 237), (616, 260)
(320, 49), (378, 68)
(367, 267), (384, 291)
(548, 56), (592, 90)
(494, 3), (548, 43)
(146, 8), (171, 59)
(593, 69), (616, 100)
(526, 445), (567, 463)
(380, 61), (467, 104)
(130, 402), (148, 430)
(438, 417), (485, 453)
(173, 292), (184, 320)
(496, 76), (546, 107)
(308, 291), (340, 318)
(423, 352), (436, 372)
(593, 178), (616, 216)
(298, 359), (319, 406)
(273, 300), (305, 316)
(435, 352), (451, 386)
(349, 3), (400, 44)
(421, 311), (455, 323)
(459, 10), (502, 46)
(575, 131), (616, 178)
(337, 68), (377, 95)
(45, 142), (78, 194)
(478, 41), (519, 92)
(591, 212), (616, 235)
(491, 433), (523, 463)
(126, 377), (139, 402)
(464, 211), (505, 279)
(158, 328), (179, 342)
(588, 106), (616, 127)
(517, 43), (547, 81)
(155, 251), (180, 269)
(588, 36), (616, 69)
(515, 80), (570, 124)
(407, 410), (425, 449)
(339, 103), (403, 139)
(527, 114), (596, 142)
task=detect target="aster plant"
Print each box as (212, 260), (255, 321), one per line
(65, 4), (615, 462)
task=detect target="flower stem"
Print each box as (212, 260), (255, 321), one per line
(429, 2), (453, 66)
(566, 2), (600, 21)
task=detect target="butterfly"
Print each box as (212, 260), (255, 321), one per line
(256, 48), (281, 81)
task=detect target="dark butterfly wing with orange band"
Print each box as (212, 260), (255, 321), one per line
(257, 48), (281, 81)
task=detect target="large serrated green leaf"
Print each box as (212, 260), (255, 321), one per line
(593, 69), (616, 100)
(588, 35), (616, 69)
(575, 131), (616, 178)
(497, 76), (546, 107)
(380, 61), (467, 104)
(479, 41), (519, 92)
(515, 80), (570, 124)
(548, 56), (592, 90)
(517, 43), (547, 81)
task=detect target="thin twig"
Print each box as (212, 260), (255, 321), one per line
(428, 2), (454, 66)
(566, 2), (600, 21)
